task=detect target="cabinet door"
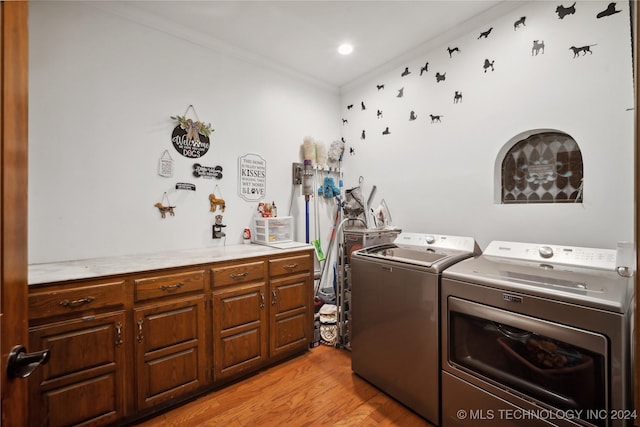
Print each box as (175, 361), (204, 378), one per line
(212, 282), (267, 382)
(269, 273), (312, 360)
(134, 295), (206, 410)
(28, 311), (127, 427)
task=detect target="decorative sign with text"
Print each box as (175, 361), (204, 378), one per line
(238, 153), (266, 202)
(171, 125), (210, 158)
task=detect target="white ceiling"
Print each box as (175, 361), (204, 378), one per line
(98, 0), (523, 90)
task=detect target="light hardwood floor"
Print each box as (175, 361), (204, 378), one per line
(134, 345), (433, 426)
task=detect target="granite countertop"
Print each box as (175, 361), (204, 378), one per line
(28, 242), (313, 285)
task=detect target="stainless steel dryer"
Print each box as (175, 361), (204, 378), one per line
(441, 241), (635, 427)
(351, 232), (480, 425)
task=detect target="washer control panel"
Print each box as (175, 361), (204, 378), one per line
(484, 240), (617, 270)
(394, 232), (478, 253)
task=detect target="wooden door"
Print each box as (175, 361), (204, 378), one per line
(212, 282), (267, 382)
(269, 274), (312, 360)
(133, 295), (207, 410)
(28, 311), (127, 427)
(1, 2), (30, 426)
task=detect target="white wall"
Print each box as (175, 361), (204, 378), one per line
(28, 1), (341, 263)
(29, 0), (635, 264)
(339, 0), (634, 250)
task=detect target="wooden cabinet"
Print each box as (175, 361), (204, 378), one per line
(28, 248), (314, 425)
(268, 254), (313, 361)
(211, 260), (267, 382)
(211, 253), (313, 381)
(27, 279), (127, 427)
(133, 270), (207, 410)
(212, 282), (267, 381)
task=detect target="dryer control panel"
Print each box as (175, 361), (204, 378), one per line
(483, 240), (617, 270)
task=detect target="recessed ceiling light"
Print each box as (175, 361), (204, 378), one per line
(338, 43), (353, 55)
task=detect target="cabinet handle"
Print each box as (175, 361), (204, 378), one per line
(160, 282), (184, 291)
(115, 322), (123, 347)
(59, 296), (95, 308)
(229, 271), (249, 279)
(259, 290), (265, 309)
(271, 289), (278, 305)
(136, 319), (144, 343)
(283, 263), (299, 270)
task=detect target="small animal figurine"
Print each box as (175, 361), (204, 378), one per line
(556, 2), (576, 19)
(514, 16), (526, 30)
(154, 203), (175, 219)
(209, 194), (226, 212)
(478, 27), (493, 39)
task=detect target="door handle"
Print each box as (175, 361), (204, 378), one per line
(7, 345), (50, 379)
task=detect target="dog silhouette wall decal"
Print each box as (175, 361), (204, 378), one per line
(409, 111), (417, 121)
(435, 72), (446, 83)
(382, 127), (390, 135)
(376, 84), (385, 90)
(569, 45), (596, 57)
(420, 62), (429, 75)
(483, 59), (495, 72)
(347, 104), (353, 110)
(377, 110), (383, 119)
(514, 16), (526, 30)
(429, 114), (443, 123)
(397, 87), (404, 98)
(454, 91), (463, 103)
(361, 130), (366, 140)
(447, 47), (460, 58)
(597, 2), (620, 18)
(478, 27), (493, 39)
(532, 40), (545, 56)
(361, 101), (366, 110)
(556, 2), (576, 19)
(401, 67), (411, 77)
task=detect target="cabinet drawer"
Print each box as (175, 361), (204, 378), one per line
(29, 281), (125, 321)
(269, 254), (312, 277)
(134, 270), (204, 302)
(211, 261), (265, 287)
